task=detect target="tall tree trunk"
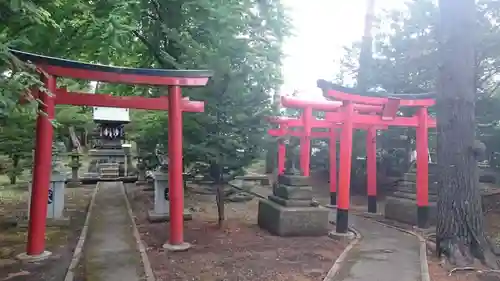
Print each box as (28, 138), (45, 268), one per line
(436, 0), (495, 267)
(9, 155), (19, 185)
(357, 0), (375, 92)
(69, 126), (82, 153)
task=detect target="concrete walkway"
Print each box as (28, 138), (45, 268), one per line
(82, 182), (145, 281)
(329, 211), (422, 281)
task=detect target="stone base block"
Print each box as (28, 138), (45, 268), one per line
(384, 196), (437, 226)
(16, 251), (51, 262)
(83, 172), (99, 179)
(362, 211), (382, 219)
(328, 230), (356, 240)
(268, 195), (313, 207)
(162, 242), (192, 252)
(277, 174), (309, 186)
(100, 173), (119, 178)
(396, 183), (438, 196)
(391, 191), (438, 202)
(260, 178), (270, 186)
(257, 199), (329, 236)
(66, 181), (81, 188)
(147, 210), (193, 223)
(135, 180), (148, 186)
(274, 184), (313, 200)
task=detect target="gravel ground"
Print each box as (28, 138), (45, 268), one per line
(125, 183), (348, 281)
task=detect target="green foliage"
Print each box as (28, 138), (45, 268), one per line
(0, 0), (291, 181)
(127, 110), (168, 156)
(129, 0), (291, 178)
(333, 0), (500, 163)
(0, 106), (36, 183)
(53, 105), (93, 145)
(0, 0), (58, 117)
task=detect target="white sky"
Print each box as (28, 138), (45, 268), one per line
(280, 0), (407, 99)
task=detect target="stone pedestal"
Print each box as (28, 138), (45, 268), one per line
(99, 163), (120, 179)
(148, 172), (192, 222)
(88, 149), (126, 177)
(28, 173), (67, 220)
(384, 163), (438, 226)
(67, 151), (82, 187)
(258, 174), (329, 236)
(67, 167), (81, 188)
(385, 163), (500, 226)
(71, 167), (79, 182)
(478, 165), (499, 184)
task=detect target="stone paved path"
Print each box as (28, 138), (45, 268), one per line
(329, 211), (422, 281)
(241, 183), (423, 281)
(81, 182), (145, 281)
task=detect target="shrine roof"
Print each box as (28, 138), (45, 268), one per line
(317, 79), (436, 101)
(10, 49), (213, 86)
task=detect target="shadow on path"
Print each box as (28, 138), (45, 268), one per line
(329, 211), (421, 281)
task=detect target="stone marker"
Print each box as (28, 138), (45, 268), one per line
(136, 158), (147, 185)
(147, 171), (192, 223)
(67, 150), (82, 188)
(257, 171), (329, 236)
(46, 173), (66, 219)
(33, 142), (68, 221)
(27, 172), (67, 221)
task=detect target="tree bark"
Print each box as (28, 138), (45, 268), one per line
(436, 0), (495, 267)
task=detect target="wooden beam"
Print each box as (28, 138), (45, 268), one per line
(54, 88), (204, 112)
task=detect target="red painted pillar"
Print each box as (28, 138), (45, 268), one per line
(166, 85), (187, 248)
(329, 127), (337, 206)
(336, 102), (354, 234)
(300, 136), (311, 177)
(26, 75), (56, 257)
(278, 139), (286, 175)
(301, 107), (312, 177)
(366, 127), (377, 213)
(416, 107), (429, 228)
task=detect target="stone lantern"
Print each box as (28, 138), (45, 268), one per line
(67, 150), (82, 188)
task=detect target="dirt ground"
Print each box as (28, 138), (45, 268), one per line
(125, 182), (349, 281)
(0, 184), (95, 281)
(307, 173), (500, 281)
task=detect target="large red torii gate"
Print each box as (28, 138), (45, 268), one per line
(268, 80), (437, 234)
(268, 97), (389, 214)
(11, 50), (213, 260)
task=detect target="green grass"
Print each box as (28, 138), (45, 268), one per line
(0, 173), (29, 203)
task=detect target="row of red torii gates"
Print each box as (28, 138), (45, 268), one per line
(10, 49), (436, 259)
(12, 50), (213, 259)
(268, 80), (437, 234)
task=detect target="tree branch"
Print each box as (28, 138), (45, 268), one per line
(132, 30), (171, 68)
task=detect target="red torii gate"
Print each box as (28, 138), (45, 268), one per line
(11, 50), (213, 260)
(269, 80), (437, 234)
(268, 97), (388, 212)
(268, 97), (386, 177)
